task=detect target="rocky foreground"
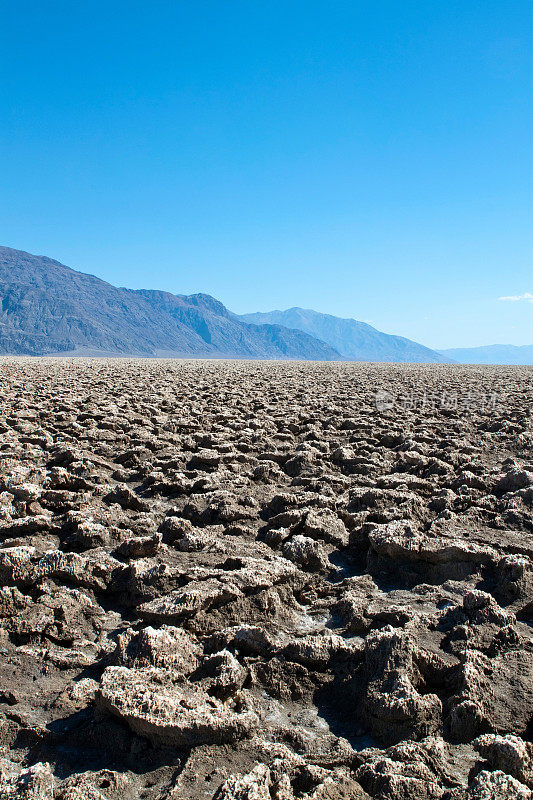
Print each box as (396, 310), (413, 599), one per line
(0, 359), (532, 800)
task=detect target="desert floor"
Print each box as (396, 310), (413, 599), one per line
(0, 359), (532, 799)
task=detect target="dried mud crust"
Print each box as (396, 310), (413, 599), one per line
(0, 358), (532, 800)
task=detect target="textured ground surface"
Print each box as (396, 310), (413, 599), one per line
(0, 358), (532, 800)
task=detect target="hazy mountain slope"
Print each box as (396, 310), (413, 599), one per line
(0, 247), (340, 359)
(132, 289), (341, 359)
(440, 345), (533, 365)
(0, 248), (204, 356)
(240, 307), (451, 363)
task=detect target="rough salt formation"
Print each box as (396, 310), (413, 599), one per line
(0, 358), (532, 799)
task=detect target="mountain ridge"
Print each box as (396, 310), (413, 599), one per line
(240, 306), (452, 363)
(0, 247), (340, 360)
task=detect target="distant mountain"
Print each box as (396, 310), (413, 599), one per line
(440, 345), (533, 365)
(0, 247), (340, 360)
(240, 307), (451, 363)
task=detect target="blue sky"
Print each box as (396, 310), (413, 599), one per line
(1, 1), (531, 349)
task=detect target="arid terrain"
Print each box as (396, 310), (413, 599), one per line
(0, 358), (532, 800)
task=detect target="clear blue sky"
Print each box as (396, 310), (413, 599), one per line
(1, 1), (531, 349)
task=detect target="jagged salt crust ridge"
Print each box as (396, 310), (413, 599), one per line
(0, 359), (532, 800)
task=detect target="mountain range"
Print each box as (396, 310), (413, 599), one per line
(240, 307), (450, 363)
(0, 247), (339, 360)
(0, 246), (449, 361)
(0, 246), (530, 363)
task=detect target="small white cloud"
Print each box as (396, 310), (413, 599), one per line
(498, 292), (533, 303)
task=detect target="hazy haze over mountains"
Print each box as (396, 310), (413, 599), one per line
(240, 308), (452, 363)
(440, 345), (533, 365)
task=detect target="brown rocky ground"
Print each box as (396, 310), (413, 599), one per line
(0, 358), (532, 800)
